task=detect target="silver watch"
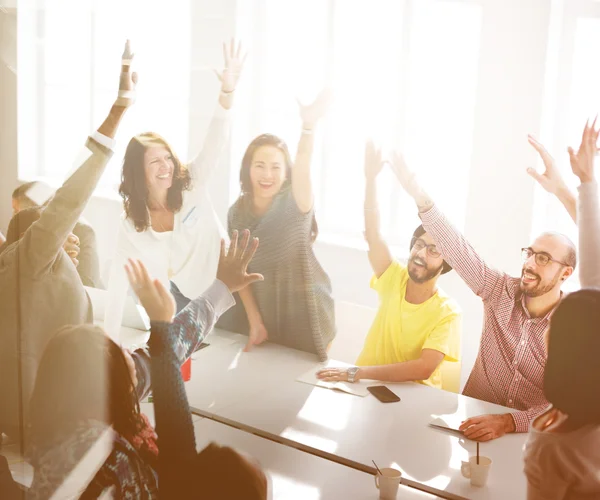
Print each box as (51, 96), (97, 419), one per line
(347, 366), (359, 383)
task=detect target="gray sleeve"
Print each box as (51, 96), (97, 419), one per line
(577, 181), (600, 288)
(18, 138), (113, 277)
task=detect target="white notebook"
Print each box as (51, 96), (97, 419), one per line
(296, 362), (375, 397)
(85, 286), (150, 332)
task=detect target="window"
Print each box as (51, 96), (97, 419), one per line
(236, 0), (483, 249)
(17, 0), (191, 189)
(534, 0), (600, 289)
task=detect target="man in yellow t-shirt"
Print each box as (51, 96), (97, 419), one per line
(317, 142), (461, 389)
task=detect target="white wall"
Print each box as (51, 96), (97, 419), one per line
(1, 0), (554, 389)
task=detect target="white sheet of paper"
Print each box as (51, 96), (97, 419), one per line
(429, 415), (464, 435)
(296, 361), (374, 397)
(85, 286), (150, 332)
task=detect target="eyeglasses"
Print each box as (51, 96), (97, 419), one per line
(411, 238), (441, 258)
(521, 247), (569, 267)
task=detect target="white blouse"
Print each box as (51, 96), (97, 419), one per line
(103, 104), (230, 339)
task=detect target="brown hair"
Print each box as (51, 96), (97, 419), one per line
(28, 325), (141, 451)
(12, 181), (39, 209)
(238, 134), (319, 243)
(119, 132), (191, 232)
(4, 206), (43, 248)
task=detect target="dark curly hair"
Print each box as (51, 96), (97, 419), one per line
(119, 132), (192, 232)
(238, 133), (318, 243)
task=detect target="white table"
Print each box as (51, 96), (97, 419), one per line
(194, 418), (440, 500)
(185, 330), (528, 500)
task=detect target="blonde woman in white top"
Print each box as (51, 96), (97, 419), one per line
(104, 40), (246, 338)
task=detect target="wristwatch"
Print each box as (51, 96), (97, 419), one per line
(347, 366), (360, 383)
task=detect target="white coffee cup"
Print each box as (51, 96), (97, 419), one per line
(374, 467), (402, 499)
(461, 456), (492, 487)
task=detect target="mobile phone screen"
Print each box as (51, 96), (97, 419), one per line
(367, 385), (401, 403)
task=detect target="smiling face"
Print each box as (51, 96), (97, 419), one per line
(249, 145), (288, 201)
(407, 231), (445, 284)
(143, 146), (175, 199)
(520, 233), (574, 297)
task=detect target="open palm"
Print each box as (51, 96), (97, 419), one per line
(526, 135), (567, 195)
(568, 118), (600, 184)
(215, 38), (247, 93)
(298, 87), (333, 129)
(364, 140), (384, 180)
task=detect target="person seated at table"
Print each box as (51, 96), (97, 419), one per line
(524, 119), (600, 500)
(388, 141), (576, 441)
(103, 39), (246, 342)
(10, 180), (104, 288)
(316, 141), (460, 389)
(0, 40), (135, 447)
(218, 88), (336, 361)
(26, 230), (265, 498)
(128, 232), (268, 499)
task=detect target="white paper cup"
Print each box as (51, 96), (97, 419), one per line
(461, 456), (492, 487)
(374, 467), (402, 499)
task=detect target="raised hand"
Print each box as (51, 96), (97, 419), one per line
(214, 38), (247, 93)
(364, 140), (384, 181)
(217, 230), (263, 293)
(298, 87), (334, 130)
(526, 135), (568, 194)
(389, 150), (422, 200)
(568, 117), (600, 184)
(125, 258), (176, 323)
(115, 39), (138, 108)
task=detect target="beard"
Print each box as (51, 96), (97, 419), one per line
(520, 266), (563, 297)
(407, 256), (444, 284)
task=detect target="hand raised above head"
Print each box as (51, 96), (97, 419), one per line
(214, 38), (247, 93)
(567, 117), (600, 184)
(364, 139), (385, 181)
(125, 258), (176, 323)
(115, 39), (138, 108)
(526, 135), (568, 194)
(298, 87), (334, 130)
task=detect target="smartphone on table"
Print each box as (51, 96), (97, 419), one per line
(367, 385), (401, 403)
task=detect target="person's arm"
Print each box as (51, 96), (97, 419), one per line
(292, 88), (333, 213)
(72, 222), (103, 288)
(364, 140), (392, 277)
(389, 152), (505, 301)
(188, 40), (246, 189)
(18, 41), (135, 277)
(568, 119), (600, 287)
(526, 135), (577, 224)
(238, 287), (269, 352)
(355, 349), (444, 383)
(126, 231), (262, 496)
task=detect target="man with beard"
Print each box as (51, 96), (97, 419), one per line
(388, 149), (576, 442)
(317, 141), (461, 389)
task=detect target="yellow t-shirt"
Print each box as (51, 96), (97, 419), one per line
(356, 261), (461, 389)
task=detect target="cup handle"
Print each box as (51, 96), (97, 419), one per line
(460, 462), (471, 479)
(374, 474), (380, 490)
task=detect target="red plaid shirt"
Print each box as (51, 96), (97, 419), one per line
(421, 205), (554, 433)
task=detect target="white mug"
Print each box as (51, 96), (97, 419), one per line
(374, 467), (402, 499)
(461, 456), (492, 487)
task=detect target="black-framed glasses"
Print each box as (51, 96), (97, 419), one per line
(411, 238), (441, 258)
(521, 247), (569, 267)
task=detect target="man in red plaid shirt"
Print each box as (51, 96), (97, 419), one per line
(389, 149), (576, 442)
